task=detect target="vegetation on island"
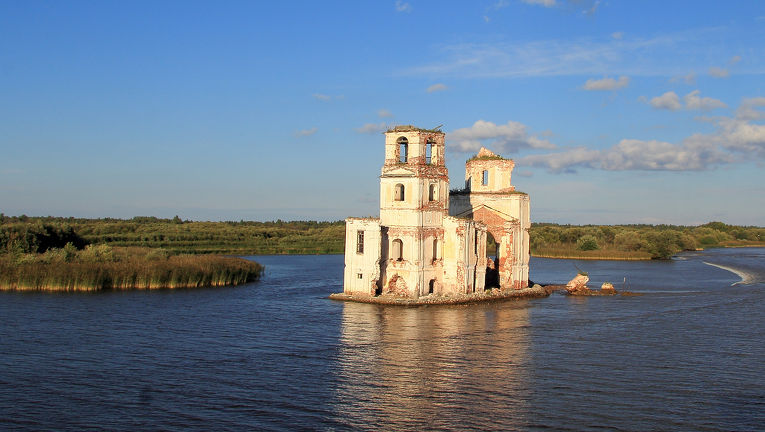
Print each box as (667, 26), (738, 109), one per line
(1, 215), (764, 268)
(0, 215), (264, 291)
(0, 245), (262, 291)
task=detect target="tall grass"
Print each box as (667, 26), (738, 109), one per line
(532, 245), (652, 260)
(0, 246), (263, 291)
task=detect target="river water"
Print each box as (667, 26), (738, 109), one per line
(1, 248), (764, 431)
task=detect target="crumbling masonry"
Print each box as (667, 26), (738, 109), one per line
(343, 125), (530, 298)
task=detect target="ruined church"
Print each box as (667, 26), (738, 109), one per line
(343, 125), (530, 298)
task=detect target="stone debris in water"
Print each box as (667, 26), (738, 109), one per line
(566, 273), (589, 294)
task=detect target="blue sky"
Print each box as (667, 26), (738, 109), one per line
(1, 0), (764, 225)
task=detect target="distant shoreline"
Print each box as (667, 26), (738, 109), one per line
(534, 245), (765, 261)
(531, 253), (651, 261)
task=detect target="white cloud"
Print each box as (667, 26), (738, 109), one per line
(611, 32), (624, 40)
(313, 93), (343, 101)
(405, 27), (765, 80)
(448, 120), (555, 154)
(521, 0), (556, 7)
(649, 91), (682, 110)
(426, 83), (448, 93)
(670, 72), (696, 85)
(520, 139), (730, 173)
(519, 98), (765, 173)
(582, 0), (601, 15)
(648, 90), (726, 111)
(582, 75), (629, 91)
(295, 127), (317, 137)
(709, 66), (729, 78)
(730, 55), (742, 64)
(601, 139), (729, 170)
(683, 90), (727, 111)
(395, 1), (411, 12)
(356, 122), (388, 134)
(378, 109), (394, 118)
(520, 147), (600, 173)
(717, 98), (765, 157)
(735, 97), (765, 121)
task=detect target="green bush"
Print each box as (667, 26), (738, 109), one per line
(577, 235), (599, 251)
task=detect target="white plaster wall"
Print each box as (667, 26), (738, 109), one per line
(343, 218), (382, 295)
(464, 159), (515, 193)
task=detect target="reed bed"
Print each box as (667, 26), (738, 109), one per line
(532, 246), (653, 260)
(0, 246), (263, 292)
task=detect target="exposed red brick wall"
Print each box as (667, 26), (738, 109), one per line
(386, 274), (408, 296)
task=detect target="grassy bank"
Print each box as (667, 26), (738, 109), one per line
(2, 215), (764, 260)
(0, 245), (263, 292)
(532, 246), (653, 260)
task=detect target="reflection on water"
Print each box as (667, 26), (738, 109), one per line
(334, 302), (533, 430)
(1, 250), (764, 431)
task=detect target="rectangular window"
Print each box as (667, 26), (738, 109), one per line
(356, 231), (364, 253)
(482, 170), (489, 185)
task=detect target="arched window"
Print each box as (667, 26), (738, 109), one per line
(397, 137), (408, 163)
(426, 139), (434, 164)
(394, 183), (405, 201)
(392, 239), (404, 261)
(428, 184), (437, 201)
(482, 170), (489, 186)
(432, 238), (438, 260)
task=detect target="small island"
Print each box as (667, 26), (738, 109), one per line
(0, 223), (262, 291)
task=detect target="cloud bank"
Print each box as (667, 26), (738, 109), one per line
(519, 98), (765, 172)
(448, 120), (555, 154)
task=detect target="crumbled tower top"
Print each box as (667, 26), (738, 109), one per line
(477, 147), (496, 158)
(386, 124), (444, 133)
(468, 147), (508, 162)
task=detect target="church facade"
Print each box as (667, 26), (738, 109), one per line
(343, 125), (530, 298)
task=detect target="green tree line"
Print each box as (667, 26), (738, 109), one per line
(0, 215), (345, 255)
(530, 222), (765, 259)
(1, 214), (763, 259)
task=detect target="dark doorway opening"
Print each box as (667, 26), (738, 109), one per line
(485, 232), (500, 289)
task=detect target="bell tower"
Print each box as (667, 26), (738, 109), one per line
(378, 125), (449, 297)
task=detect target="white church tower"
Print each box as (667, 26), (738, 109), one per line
(343, 125), (529, 299)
